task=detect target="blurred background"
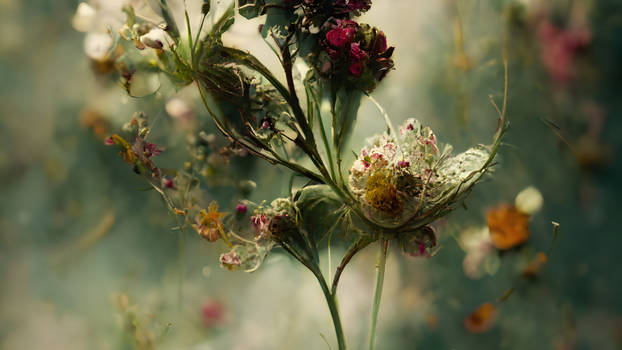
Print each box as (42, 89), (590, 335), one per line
(1, 0), (621, 349)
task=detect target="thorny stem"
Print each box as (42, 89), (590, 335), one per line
(369, 238), (388, 350)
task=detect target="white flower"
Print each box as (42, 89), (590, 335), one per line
(348, 118), (491, 228)
(514, 186), (543, 215)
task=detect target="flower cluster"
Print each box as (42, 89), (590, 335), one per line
(104, 114), (164, 177)
(349, 119), (490, 228)
(218, 198), (295, 271)
(316, 19), (394, 91)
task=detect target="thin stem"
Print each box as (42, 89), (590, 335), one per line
(191, 13), (207, 62)
(184, 4), (193, 59)
(315, 270), (347, 350)
(331, 236), (373, 295)
(177, 230), (186, 310)
(369, 239), (388, 350)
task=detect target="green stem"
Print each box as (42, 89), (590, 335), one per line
(369, 239), (388, 350)
(315, 270), (347, 350)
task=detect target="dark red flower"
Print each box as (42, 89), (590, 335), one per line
(163, 178), (175, 188)
(144, 142), (161, 157)
(236, 203), (247, 214)
(349, 61), (364, 76)
(372, 31), (388, 55)
(326, 20), (358, 48)
(349, 42), (368, 61)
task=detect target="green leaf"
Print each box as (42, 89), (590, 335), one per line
(332, 87), (363, 158)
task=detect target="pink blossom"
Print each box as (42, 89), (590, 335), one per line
(537, 20), (590, 85)
(163, 178), (175, 188)
(251, 214), (269, 237)
(236, 203), (247, 214)
(144, 142), (161, 157)
(201, 300), (225, 327)
(104, 137), (114, 145)
(397, 160), (409, 168)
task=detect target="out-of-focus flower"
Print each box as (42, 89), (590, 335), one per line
(464, 302), (498, 333)
(193, 201), (227, 242)
(459, 226), (496, 279)
(165, 97), (195, 124)
(163, 177), (175, 189)
(515, 186), (543, 215)
(79, 109), (109, 137)
(201, 300), (225, 327)
(537, 19), (590, 85)
(487, 204), (530, 250)
(236, 203), (248, 214)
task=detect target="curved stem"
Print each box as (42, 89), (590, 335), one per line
(315, 270), (347, 350)
(369, 239), (388, 350)
(331, 236), (374, 295)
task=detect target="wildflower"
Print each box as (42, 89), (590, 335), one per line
(219, 250), (242, 270)
(193, 201), (227, 242)
(349, 118), (491, 228)
(143, 141), (162, 157)
(251, 214), (269, 238)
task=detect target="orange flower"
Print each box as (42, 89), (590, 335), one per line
(486, 204), (530, 250)
(464, 302), (498, 333)
(193, 201), (227, 243)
